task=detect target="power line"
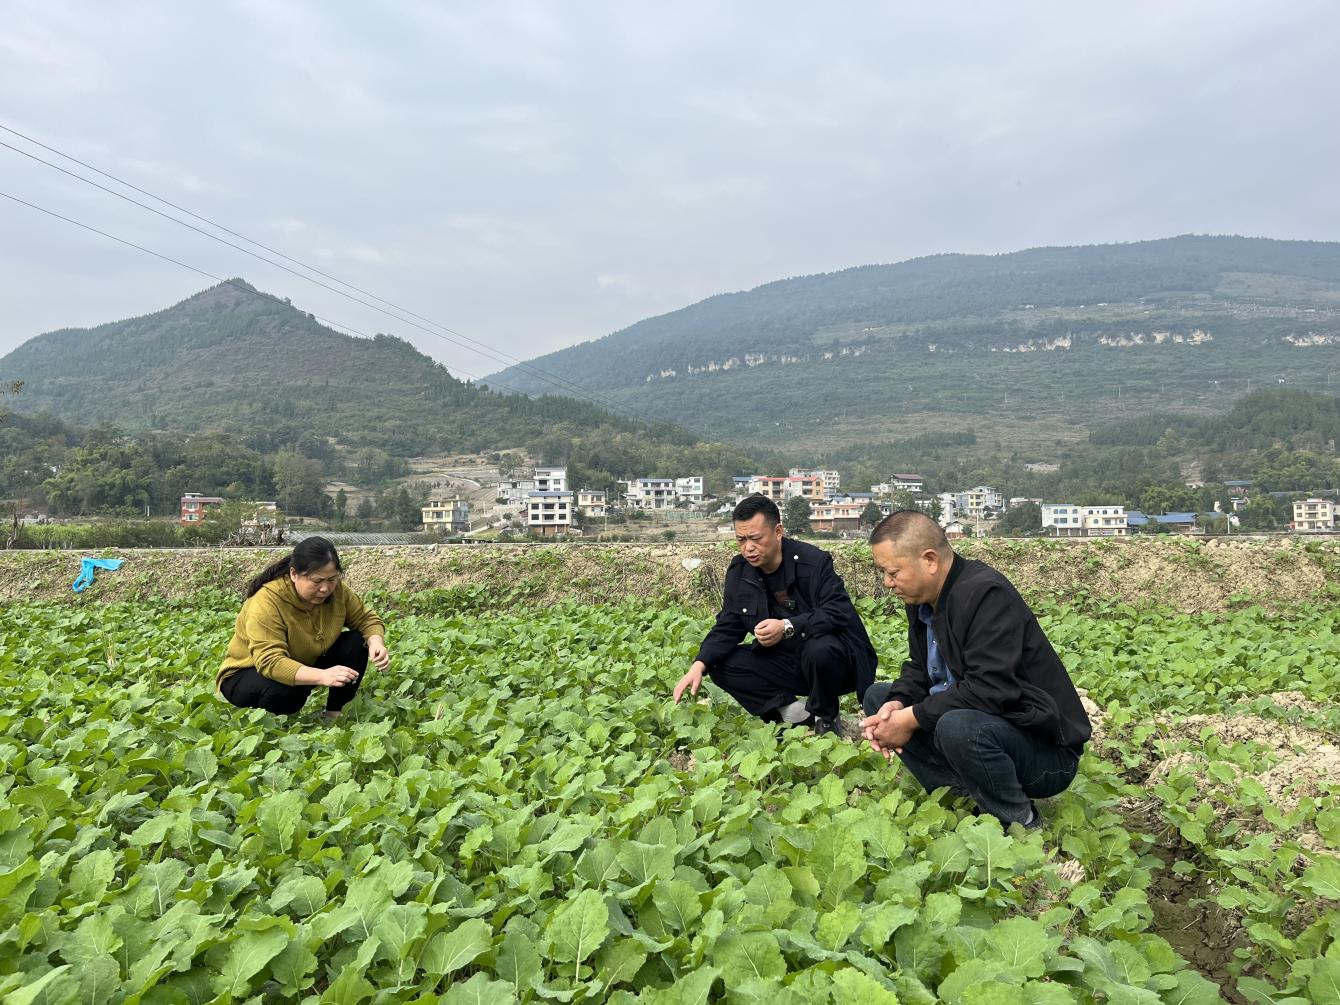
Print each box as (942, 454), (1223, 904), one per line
(0, 187), (561, 400)
(0, 124), (641, 418)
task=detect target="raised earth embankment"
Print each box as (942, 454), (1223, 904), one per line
(3, 536), (1337, 612)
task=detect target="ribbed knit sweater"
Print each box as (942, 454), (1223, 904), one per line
(217, 577), (385, 691)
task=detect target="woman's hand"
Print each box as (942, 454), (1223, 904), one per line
(366, 635), (391, 671)
(313, 664), (360, 688)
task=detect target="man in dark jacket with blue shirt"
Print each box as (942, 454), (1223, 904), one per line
(861, 510), (1090, 828)
(673, 494), (877, 735)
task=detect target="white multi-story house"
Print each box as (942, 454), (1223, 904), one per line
(624, 477), (677, 510)
(1042, 504), (1084, 538)
(527, 490), (573, 536)
(497, 478), (535, 505)
(1293, 498), (1335, 532)
(534, 466), (568, 493)
(1082, 505), (1129, 537)
(810, 499), (866, 533)
(576, 489), (607, 520)
(422, 497), (470, 533)
(891, 473), (924, 493)
(674, 476), (704, 503)
(959, 485), (1003, 517)
(937, 492), (959, 526)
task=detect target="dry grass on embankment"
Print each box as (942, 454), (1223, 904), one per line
(3, 535), (1339, 613)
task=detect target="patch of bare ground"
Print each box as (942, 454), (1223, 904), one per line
(1146, 847), (1249, 1003)
(4, 537), (1340, 612)
(1146, 712), (1340, 814)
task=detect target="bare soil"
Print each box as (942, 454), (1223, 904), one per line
(4, 536), (1339, 611)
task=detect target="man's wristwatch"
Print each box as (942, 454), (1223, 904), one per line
(782, 619), (795, 640)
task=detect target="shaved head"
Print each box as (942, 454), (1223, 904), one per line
(869, 509), (951, 558)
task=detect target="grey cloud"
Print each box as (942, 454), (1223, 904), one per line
(1, 1), (1337, 376)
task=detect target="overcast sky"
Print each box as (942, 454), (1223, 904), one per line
(2, 2), (1337, 384)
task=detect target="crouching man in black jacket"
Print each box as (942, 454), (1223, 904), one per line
(673, 494), (877, 736)
(861, 510), (1090, 828)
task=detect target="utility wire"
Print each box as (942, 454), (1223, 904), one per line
(0, 123), (637, 417)
(0, 187), (568, 401)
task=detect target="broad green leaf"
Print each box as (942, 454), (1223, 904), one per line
(1301, 857), (1340, 900)
(652, 879), (701, 933)
(68, 849), (116, 903)
(985, 917), (1054, 979)
(79, 954), (122, 1005)
(132, 860), (187, 918)
(618, 840), (676, 887)
(441, 973), (518, 1005)
(1021, 980), (1079, 1004)
(211, 926), (290, 998)
(256, 790), (306, 855)
(320, 963), (375, 1005)
(271, 938), (319, 996)
(4, 965), (77, 1005)
(938, 959), (1009, 1003)
(817, 900), (862, 951)
(637, 965), (719, 1004)
(742, 865), (795, 926)
(546, 888), (610, 963)
(1309, 958), (1340, 1005)
(809, 823), (864, 907)
(495, 928), (543, 990)
(861, 902), (918, 953)
(830, 966), (901, 1004)
(962, 983), (1031, 1005)
(271, 873), (327, 917)
(595, 937), (649, 991)
(373, 902), (427, 964)
(422, 917), (494, 976)
(127, 813), (175, 847)
(710, 930), (786, 985)
(64, 911), (123, 965)
(854, 813), (908, 864)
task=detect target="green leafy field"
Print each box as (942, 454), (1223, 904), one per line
(3, 596), (1339, 1004)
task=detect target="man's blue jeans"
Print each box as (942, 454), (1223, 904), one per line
(863, 682), (1081, 826)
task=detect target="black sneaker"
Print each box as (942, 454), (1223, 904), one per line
(810, 715), (842, 737)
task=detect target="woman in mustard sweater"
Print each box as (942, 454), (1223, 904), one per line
(218, 537), (390, 718)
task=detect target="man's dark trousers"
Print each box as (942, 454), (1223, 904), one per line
(863, 681), (1080, 824)
(710, 634), (855, 721)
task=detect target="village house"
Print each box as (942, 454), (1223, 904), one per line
(1041, 504), (1084, 538)
(421, 497), (470, 533)
(1293, 497), (1335, 532)
(527, 490), (573, 536)
(623, 477), (677, 510)
(533, 466), (568, 492)
(809, 498), (866, 533)
(1082, 505), (1129, 537)
(577, 489), (607, 520)
(789, 468), (841, 496)
(180, 492), (224, 524)
(674, 476), (705, 503)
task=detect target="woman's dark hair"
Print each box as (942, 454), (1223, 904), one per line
(245, 536), (343, 598)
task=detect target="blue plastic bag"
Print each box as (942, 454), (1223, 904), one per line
(72, 557), (124, 592)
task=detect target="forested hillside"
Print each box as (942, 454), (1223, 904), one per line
(0, 280), (649, 456)
(484, 236), (1340, 449)
(0, 281), (760, 516)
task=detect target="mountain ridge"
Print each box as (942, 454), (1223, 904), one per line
(483, 234), (1340, 451)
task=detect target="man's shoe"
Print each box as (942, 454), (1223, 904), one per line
(1023, 802), (1044, 830)
(810, 715), (842, 737)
